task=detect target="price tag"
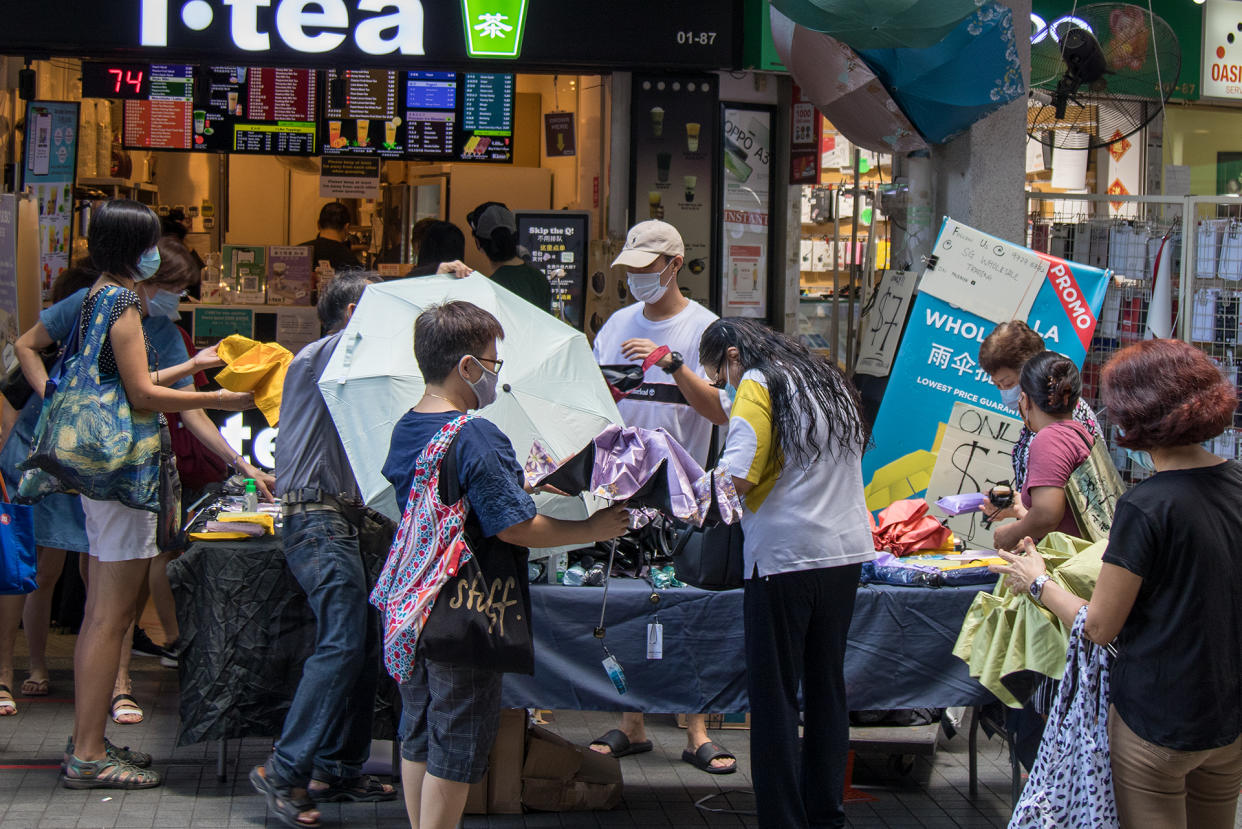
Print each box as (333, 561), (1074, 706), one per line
(602, 655), (628, 695)
(647, 622), (663, 660)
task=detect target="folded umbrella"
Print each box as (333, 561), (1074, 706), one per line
(857, 1), (1026, 145)
(318, 274), (622, 527)
(869, 498), (954, 556)
(770, 0), (987, 50)
(769, 6), (928, 155)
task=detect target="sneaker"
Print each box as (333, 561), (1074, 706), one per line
(131, 628), (164, 659)
(159, 638), (182, 669)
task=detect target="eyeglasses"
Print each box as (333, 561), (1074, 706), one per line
(473, 355), (504, 373)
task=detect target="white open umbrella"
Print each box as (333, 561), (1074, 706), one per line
(318, 274), (622, 531)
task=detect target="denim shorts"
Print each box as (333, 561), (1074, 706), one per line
(398, 651), (504, 783)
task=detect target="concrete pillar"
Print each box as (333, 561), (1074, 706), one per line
(930, 0), (1032, 247)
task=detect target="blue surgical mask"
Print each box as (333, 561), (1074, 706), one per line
(135, 246), (161, 282)
(1116, 426), (1156, 472)
(724, 382), (738, 403)
(145, 289), (182, 321)
(999, 385), (1022, 412)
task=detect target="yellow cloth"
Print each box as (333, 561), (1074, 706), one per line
(215, 512), (275, 535)
(215, 335), (294, 426)
(952, 532), (1105, 708)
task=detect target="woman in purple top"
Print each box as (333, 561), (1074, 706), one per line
(992, 351), (1092, 551)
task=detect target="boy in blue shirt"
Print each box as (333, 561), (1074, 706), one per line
(383, 300), (627, 829)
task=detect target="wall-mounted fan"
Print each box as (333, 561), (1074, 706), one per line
(1027, 3), (1180, 150)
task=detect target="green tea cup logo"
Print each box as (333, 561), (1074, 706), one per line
(462, 0), (527, 59)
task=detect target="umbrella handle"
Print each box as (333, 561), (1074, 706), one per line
(593, 537), (621, 640)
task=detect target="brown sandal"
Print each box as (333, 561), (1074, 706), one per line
(21, 677), (49, 696)
(0, 685), (16, 716)
(62, 753), (161, 789)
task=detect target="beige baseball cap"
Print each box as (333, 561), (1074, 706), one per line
(612, 220), (685, 269)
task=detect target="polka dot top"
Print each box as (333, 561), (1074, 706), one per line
(80, 287), (153, 377)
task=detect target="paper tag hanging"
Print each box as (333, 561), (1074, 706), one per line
(647, 622), (663, 660)
(602, 655), (628, 695)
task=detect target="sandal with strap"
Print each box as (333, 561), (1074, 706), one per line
(64, 736), (152, 769)
(250, 764), (321, 828)
(21, 676), (49, 697)
(62, 753), (161, 789)
(589, 728), (653, 758)
(0, 685), (16, 717)
(310, 774), (398, 802)
(111, 694), (144, 725)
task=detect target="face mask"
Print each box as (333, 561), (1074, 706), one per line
(135, 247), (161, 282)
(626, 263), (673, 304)
(724, 382), (738, 403)
(1116, 427), (1155, 472)
(145, 289), (181, 320)
(999, 385), (1022, 412)
(463, 356), (499, 409)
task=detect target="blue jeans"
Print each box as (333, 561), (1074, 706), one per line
(269, 510), (380, 787)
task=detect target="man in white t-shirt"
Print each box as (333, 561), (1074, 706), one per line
(588, 220), (737, 774)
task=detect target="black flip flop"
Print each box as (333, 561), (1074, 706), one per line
(682, 741), (738, 775)
(589, 728), (653, 758)
(309, 774), (398, 803)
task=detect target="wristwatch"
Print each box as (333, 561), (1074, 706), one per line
(1029, 574), (1051, 605)
(662, 351), (684, 375)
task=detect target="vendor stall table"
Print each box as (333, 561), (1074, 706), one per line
(171, 537), (991, 747)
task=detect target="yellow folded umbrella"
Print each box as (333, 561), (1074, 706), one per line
(215, 335), (294, 426)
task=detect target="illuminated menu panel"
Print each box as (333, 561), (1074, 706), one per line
(246, 68), (317, 122)
(324, 69), (398, 120)
(459, 73), (514, 163)
(122, 64), (194, 150)
(148, 63), (193, 101)
(404, 71), (456, 159)
(234, 123), (317, 154)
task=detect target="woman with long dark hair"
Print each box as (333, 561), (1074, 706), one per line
(14, 200), (252, 788)
(699, 318), (876, 829)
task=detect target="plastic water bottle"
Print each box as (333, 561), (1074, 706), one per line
(563, 564), (587, 586)
(243, 479), (259, 512)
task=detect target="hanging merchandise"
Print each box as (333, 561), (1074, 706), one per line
(769, 7), (928, 155)
(769, 0), (984, 50)
(856, 2), (1025, 145)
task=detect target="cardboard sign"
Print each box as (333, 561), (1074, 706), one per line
(856, 270), (918, 378)
(920, 218), (1047, 324)
(863, 218), (1111, 511)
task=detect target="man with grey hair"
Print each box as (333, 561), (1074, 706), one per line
(250, 271), (397, 827)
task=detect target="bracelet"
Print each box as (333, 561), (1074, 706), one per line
(216, 389), (223, 404)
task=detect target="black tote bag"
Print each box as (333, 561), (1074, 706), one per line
(419, 433), (534, 674)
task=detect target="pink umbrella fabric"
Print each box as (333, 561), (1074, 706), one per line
(770, 5), (929, 155)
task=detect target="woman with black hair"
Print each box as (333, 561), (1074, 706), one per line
(700, 318), (876, 829)
(14, 200), (253, 789)
(466, 202), (552, 312)
(991, 351), (1092, 551)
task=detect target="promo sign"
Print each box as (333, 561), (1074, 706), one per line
(1202, 0), (1242, 100)
(21, 101), (80, 300)
(862, 218), (1111, 511)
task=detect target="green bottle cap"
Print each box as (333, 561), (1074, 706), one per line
(244, 479), (257, 492)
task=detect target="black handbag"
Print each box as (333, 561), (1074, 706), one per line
(419, 433), (535, 674)
(156, 423), (183, 552)
(671, 426), (745, 591)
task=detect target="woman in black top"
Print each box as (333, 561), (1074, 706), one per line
(994, 338), (1242, 829)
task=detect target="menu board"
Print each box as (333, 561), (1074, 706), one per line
(122, 64), (194, 150)
(459, 73), (514, 163)
(196, 66), (317, 155)
(404, 71), (456, 158)
(322, 69), (403, 158)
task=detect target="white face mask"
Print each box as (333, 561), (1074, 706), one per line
(999, 385), (1022, 412)
(627, 262), (674, 304)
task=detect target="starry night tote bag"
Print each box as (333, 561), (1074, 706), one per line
(1009, 606), (1119, 829)
(17, 287), (162, 512)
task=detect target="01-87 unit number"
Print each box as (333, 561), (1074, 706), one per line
(677, 31), (717, 45)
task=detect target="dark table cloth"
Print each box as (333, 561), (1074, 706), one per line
(170, 539), (991, 745)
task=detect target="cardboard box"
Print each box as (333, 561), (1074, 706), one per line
(487, 708), (526, 814)
(520, 726), (622, 812)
